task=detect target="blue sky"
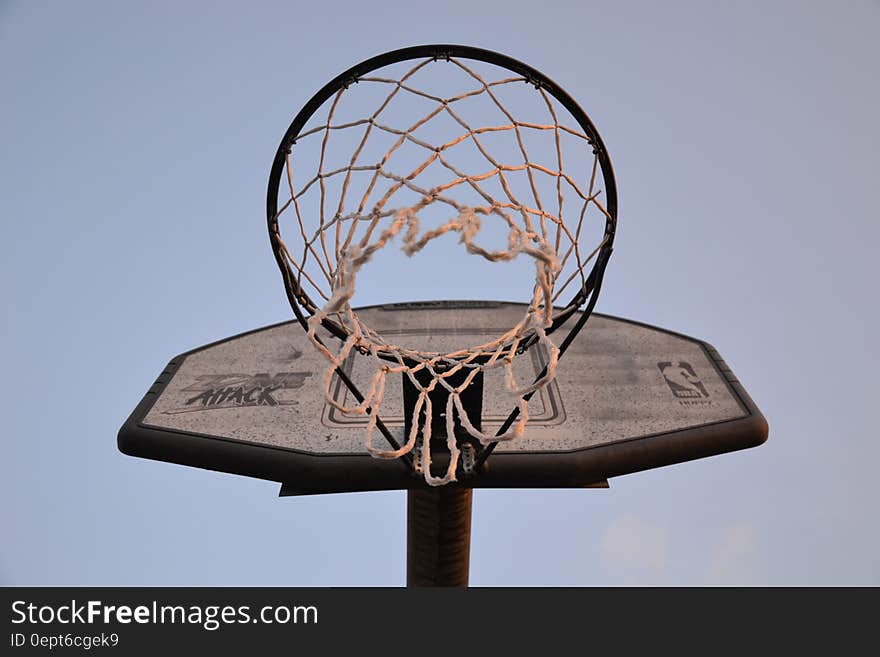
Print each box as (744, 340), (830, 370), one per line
(2, 0), (878, 585)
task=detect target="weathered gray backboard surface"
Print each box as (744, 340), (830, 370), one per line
(118, 301), (767, 494)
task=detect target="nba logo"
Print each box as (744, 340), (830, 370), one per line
(657, 362), (709, 399)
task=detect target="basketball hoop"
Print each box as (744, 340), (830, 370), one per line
(267, 45), (617, 485)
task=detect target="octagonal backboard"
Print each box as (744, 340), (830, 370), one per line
(118, 301), (767, 494)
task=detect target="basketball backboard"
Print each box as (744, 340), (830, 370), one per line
(118, 301), (767, 495)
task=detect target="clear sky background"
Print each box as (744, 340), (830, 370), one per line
(2, 1), (877, 585)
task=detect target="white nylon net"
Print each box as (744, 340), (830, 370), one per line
(272, 56), (612, 485)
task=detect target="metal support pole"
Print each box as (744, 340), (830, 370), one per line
(406, 487), (473, 587)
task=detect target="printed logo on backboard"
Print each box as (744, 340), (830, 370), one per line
(165, 372), (312, 414)
(658, 362), (710, 406)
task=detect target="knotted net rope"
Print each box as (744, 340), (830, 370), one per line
(273, 57), (612, 485)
